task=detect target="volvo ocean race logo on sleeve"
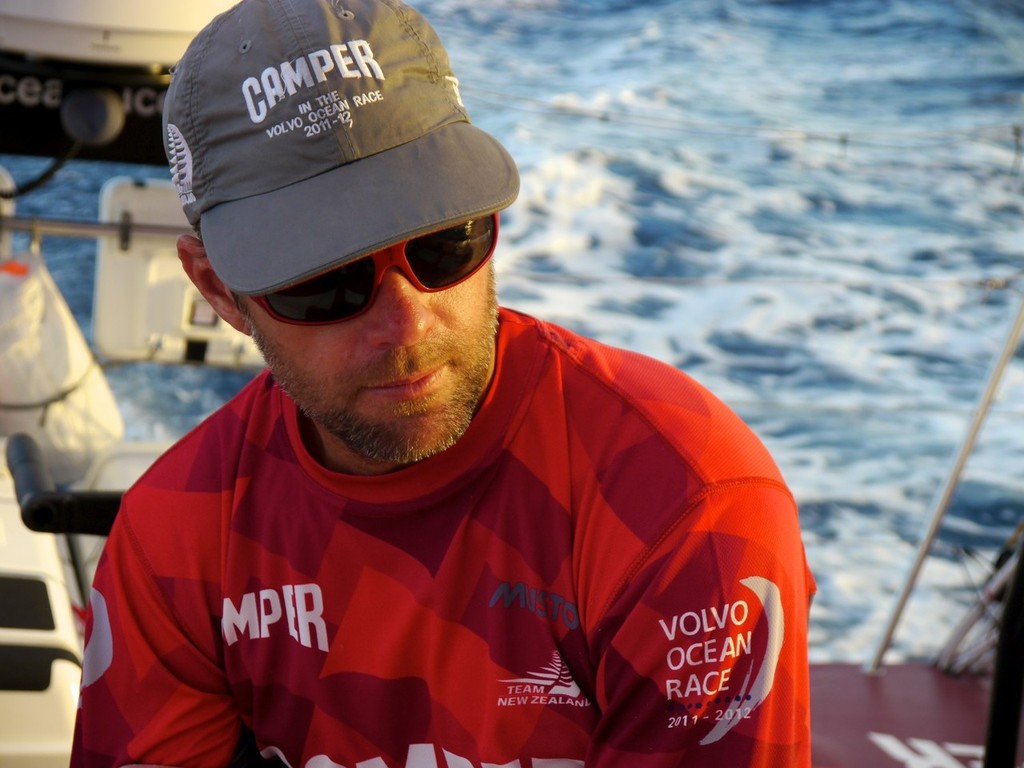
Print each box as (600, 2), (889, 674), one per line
(80, 588), (114, 691)
(659, 576), (784, 744)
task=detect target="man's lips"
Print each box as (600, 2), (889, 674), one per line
(362, 366), (445, 402)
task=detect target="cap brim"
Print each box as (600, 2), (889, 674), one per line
(201, 121), (519, 295)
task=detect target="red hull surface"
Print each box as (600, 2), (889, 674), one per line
(811, 662), (1022, 767)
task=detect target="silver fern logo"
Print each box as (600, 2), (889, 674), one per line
(497, 650), (591, 708)
(502, 650), (581, 696)
(166, 123), (196, 205)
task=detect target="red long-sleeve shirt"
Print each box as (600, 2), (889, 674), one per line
(73, 308), (815, 767)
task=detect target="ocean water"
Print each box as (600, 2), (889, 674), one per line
(3, 0), (1024, 665)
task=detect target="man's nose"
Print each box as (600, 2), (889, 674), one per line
(363, 261), (436, 348)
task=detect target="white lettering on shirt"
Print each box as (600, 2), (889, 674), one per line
(222, 583), (328, 651)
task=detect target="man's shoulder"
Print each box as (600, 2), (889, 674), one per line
(125, 369), (281, 500)
(506, 309), (722, 413)
(502, 309), (784, 486)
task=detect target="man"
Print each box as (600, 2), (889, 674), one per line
(72, 0), (815, 765)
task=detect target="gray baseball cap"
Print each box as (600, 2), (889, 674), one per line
(163, 0), (519, 295)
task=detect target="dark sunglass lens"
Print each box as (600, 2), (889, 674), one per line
(265, 259), (376, 322)
(406, 216), (495, 288)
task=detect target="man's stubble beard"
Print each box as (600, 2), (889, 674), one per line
(240, 274), (499, 468)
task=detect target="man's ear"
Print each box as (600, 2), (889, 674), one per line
(177, 233), (251, 335)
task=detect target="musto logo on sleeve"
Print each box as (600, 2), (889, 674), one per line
(658, 576), (784, 744)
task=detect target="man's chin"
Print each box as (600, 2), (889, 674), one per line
(326, 411), (471, 468)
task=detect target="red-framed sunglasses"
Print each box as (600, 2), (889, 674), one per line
(251, 214), (498, 325)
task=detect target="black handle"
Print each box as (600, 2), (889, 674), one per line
(5, 433), (121, 536)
